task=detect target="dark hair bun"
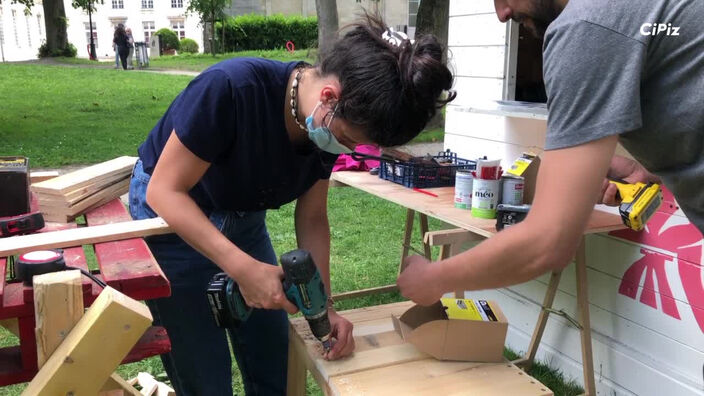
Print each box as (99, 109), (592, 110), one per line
(320, 12), (455, 147)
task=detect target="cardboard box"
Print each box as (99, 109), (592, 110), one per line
(506, 152), (541, 204)
(392, 298), (508, 363)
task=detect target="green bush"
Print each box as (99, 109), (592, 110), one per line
(38, 42), (77, 58)
(155, 28), (180, 51)
(179, 38), (199, 53)
(217, 14), (317, 52)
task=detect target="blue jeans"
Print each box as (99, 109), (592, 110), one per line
(129, 160), (288, 396)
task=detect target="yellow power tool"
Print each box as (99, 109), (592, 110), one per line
(609, 181), (663, 231)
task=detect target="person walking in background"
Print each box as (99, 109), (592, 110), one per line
(125, 27), (135, 70)
(113, 24), (130, 70)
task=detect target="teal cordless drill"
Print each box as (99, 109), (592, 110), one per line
(207, 249), (333, 352)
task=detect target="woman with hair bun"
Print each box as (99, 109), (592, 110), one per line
(129, 12), (454, 395)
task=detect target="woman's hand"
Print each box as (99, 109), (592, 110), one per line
(324, 309), (355, 360)
(234, 260), (299, 314)
(397, 255), (444, 306)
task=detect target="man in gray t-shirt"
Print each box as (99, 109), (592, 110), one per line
(397, 0), (703, 305)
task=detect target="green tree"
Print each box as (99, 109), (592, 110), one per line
(71, 0), (104, 60)
(1, 0), (72, 57)
(186, 0), (229, 56)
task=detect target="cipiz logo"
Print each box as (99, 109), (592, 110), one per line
(640, 23), (680, 36)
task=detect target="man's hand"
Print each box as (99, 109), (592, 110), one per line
(235, 261), (299, 314)
(397, 255), (444, 306)
(324, 309), (355, 360)
(599, 156), (661, 206)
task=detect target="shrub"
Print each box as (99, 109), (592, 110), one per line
(217, 14), (317, 52)
(179, 38), (199, 53)
(155, 28), (180, 51)
(38, 43), (78, 58)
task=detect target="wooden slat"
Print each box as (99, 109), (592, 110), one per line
(31, 156), (136, 195)
(85, 200), (170, 299)
(23, 286), (152, 395)
(332, 285), (398, 301)
(29, 172), (59, 184)
(317, 343), (428, 381)
(0, 217), (172, 257)
(424, 228), (483, 246)
(39, 177), (129, 216)
(37, 173), (129, 207)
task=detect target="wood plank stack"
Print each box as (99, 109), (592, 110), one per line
(31, 156), (137, 223)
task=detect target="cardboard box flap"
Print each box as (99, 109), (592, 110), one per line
(398, 301), (447, 328)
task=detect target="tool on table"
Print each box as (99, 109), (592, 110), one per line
(207, 249), (333, 352)
(608, 180), (663, 231)
(11, 249), (107, 287)
(496, 204), (531, 231)
(0, 156), (31, 217)
(0, 212), (45, 238)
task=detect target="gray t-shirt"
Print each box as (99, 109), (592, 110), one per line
(543, 0), (704, 232)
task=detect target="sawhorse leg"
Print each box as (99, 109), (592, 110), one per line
(424, 228), (484, 299)
(399, 209), (432, 275)
(514, 237), (596, 395)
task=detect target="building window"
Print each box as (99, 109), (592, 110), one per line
(25, 15), (32, 47)
(171, 19), (185, 39)
(143, 21), (155, 43)
(171, 0), (183, 9)
(12, 9), (19, 47)
(84, 22), (98, 49)
(37, 15), (42, 38)
(141, 0), (153, 9)
(408, 0), (419, 27)
(112, 0), (124, 9)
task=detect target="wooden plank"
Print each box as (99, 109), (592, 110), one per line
(99, 373), (142, 396)
(23, 286), (152, 395)
(37, 173), (129, 207)
(86, 199), (170, 299)
(31, 156), (136, 195)
(39, 177), (129, 216)
(329, 359), (553, 396)
(332, 285), (397, 301)
(575, 239), (596, 395)
(33, 270), (84, 368)
(30, 171), (59, 184)
(0, 217), (172, 257)
(418, 214), (432, 260)
(318, 343), (429, 381)
(518, 270), (562, 370)
(287, 326), (308, 396)
(424, 228), (482, 246)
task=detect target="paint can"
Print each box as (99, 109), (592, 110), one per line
(471, 178), (500, 219)
(501, 175), (524, 206)
(454, 171), (473, 209)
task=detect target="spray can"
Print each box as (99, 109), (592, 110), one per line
(454, 171), (473, 209)
(471, 178), (500, 219)
(501, 175), (524, 206)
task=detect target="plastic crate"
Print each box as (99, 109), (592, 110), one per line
(378, 151), (476, 188)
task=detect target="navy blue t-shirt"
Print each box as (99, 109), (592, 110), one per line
(138, 58), (338, 212)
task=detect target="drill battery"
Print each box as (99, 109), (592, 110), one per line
(0, 157), (30, 217)
(496, 204), (531, 231)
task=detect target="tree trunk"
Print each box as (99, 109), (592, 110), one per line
(315, 0), (338, 57)
(211, 11), (216, 56)
(42, 0), (69, 55)
(415, 0), (449, 130)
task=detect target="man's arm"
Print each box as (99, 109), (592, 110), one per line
(398, 135), (619, 304)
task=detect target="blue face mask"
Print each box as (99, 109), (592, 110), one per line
(305, 102), (352, 154)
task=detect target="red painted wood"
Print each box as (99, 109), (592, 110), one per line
(0, 258), (5, 307)
(85, 199), (170, 299)
(122, 326), (170, 364)
(0, 346), (33, 386)
(17, 316), (36, 374)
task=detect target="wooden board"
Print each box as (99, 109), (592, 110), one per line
(29, 172), (59, 184)
(38, 177), (129, 215)
(31, 156), (136, 195)
(23, 286), (152, 395)
(37, 173), (129, 207)
(289, 302), (553, 396)
(0, 217), (172, 257)
(330, 171), (625, 238)
(33, 271), (84, 368)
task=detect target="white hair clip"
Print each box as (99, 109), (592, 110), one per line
(382, 27), (409, 47)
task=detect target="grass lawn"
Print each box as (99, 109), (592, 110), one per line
(0, 62), (578, 395)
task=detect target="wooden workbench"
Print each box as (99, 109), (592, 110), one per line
(0, 198), (171, 385)
(287, 301), (553, 396)
(329, 171), (626, 396)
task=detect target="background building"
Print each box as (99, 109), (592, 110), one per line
(64, 0), (203, 60)
(0, 1), (45, 62)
